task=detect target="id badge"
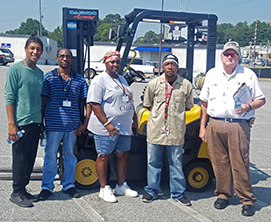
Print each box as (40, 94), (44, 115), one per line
(122, 95), (129, 102)
(160, 126), (169, 134)
(63, 100), (71, 107)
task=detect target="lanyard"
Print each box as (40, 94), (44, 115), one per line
(164, 79), (175, 121)
(111, 75), (127, 95)
(58, 73), (72, 101)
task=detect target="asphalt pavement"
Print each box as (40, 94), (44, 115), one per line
(0, 64), (271, 222)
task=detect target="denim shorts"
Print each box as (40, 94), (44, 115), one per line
(93, 134), (131, 155)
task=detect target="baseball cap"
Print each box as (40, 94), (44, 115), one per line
(223, 41), (240, 54)
(162, 54), (179, 65)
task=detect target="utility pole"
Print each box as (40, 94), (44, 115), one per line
(266, 40), (269, 67)
(180, 0), (187, 12)
(157, 0), (164, 76)
(253, 19), (258, 66)
(39, 0), (42, 36)
(249, 41), (253, 68)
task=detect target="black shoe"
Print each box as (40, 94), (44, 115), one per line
(10, 191), (33, 207)
(142, 192), (154, 203)
(214, 198), (229, 209)
(63, 188), (80, 198)
(24, 189), (38, 202)
(242, 205), (255, 216)
(176, 196), (192, 206)
(38, 189), (52, 201)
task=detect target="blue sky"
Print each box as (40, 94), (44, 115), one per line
(1, 0), (270, 38)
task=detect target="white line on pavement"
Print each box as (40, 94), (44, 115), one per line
(168, 199), (212, 222)
(74, 198), (105, 222)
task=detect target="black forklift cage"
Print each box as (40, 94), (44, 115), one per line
(116, 8), (218, 83)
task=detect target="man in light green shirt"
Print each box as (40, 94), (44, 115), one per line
(5, 34), (44, 208)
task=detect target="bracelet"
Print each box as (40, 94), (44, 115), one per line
(104, 120), (110, 126)
(248, 103), (252, 111)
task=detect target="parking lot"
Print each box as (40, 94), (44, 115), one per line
(0, 64), (271, 222)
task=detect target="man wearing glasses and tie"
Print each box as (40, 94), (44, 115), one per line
(199, 41), (266, 217)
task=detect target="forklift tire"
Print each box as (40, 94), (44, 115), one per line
(134, 71), (145, 82)
(184, 159), (213, 192)
(84, 68), (96, 79)
(75, 150), (99, 189)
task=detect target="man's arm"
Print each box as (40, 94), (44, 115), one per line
(74, 102), (92, 136)
(132, 109), (138, 135)
(241, 98), (266, 114)
(199, 101), (208, 142)
(6, 104), (19, 142)
(40, 96), (48, 139)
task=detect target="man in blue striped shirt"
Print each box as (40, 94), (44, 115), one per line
(38, 48), (90, 200)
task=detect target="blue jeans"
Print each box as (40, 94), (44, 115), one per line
(144, 142), (186, 200)
(41, 131), (77, 192)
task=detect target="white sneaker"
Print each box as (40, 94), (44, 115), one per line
(99, 185), (117, 203)
(115, 182), (138, 197)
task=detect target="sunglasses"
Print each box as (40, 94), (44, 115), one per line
(223, 52), (238, 58)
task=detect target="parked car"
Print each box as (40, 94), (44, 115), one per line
(0, 54), (7, 65)
(254, 58), (265, 66)
(84, 57), (155, 82)
(260, 58), (266, 66)
(266, 60), (271, 66)
(241, 58), (249, 64)
(146, 61), (163, 75)
(125, 57), (155, 80)
(0, 48), (15, 65)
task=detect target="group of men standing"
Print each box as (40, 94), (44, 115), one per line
(5, 34), (265, 217)
(5, 35), (89, 207)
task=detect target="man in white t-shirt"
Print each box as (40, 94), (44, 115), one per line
(199, 41), (266, 217)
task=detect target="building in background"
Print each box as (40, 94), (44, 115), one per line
(0, 34), (57, 65)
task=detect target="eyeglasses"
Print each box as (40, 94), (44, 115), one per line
(223, 52), (238, 58)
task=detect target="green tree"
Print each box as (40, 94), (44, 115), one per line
(48, 26), (63, 47)
(5, 18), (48, 36)
(135, 31), (160, 44)
(231, 22), (252, 47)
(94, 14), (126, 42)
(252, 21), (271, 44)
(216, 23), (234, 44)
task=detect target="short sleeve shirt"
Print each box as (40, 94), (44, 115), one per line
(87, 71), (134, 136)
(42, 68), (89, 131)
(199, 64), (265, 119)
(143, 74), (194, 146)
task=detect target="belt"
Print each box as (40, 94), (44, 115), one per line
(211, 117), (249, 123)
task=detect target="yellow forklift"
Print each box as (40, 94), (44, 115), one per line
(63, 8), (218, 192)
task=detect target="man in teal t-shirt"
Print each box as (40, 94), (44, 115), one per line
(5, 34), (44, 208)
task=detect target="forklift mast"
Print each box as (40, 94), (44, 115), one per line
(62, 7), (98, 122)
(115, 8), (218, 83)
(62, 7), (98, 76)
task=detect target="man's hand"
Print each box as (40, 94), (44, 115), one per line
(234, 104), (248, 115)
(74, 124), (87, 137)
(40, 123), (45, 140)
(8, 123), (19, 143)
(199, 127), (207, 142)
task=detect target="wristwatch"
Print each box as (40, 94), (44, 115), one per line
(248, 103), (252, 111)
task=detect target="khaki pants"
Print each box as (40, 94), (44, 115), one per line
(206, 118), (256, 205)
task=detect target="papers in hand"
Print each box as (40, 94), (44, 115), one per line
(233, 83), (251, 104)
